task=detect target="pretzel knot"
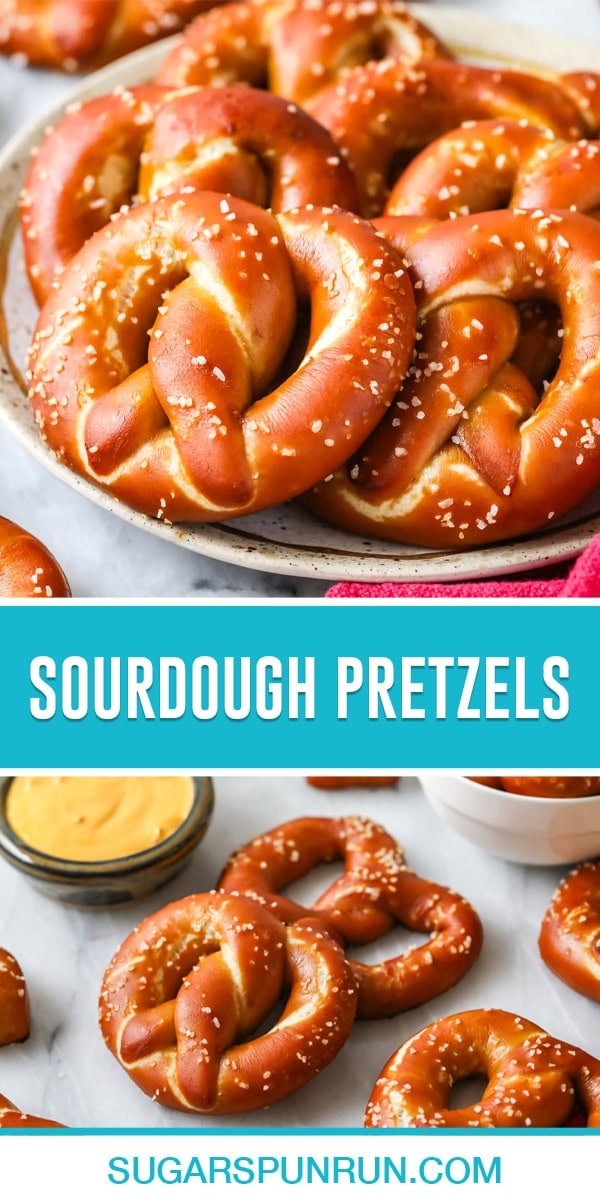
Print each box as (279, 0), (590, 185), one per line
(20, 84), (358, 306)
(309, 208), (600, 548)
(0, 517), (70, 598)
(540, 862), (600, 1003)
(156, 0), (448, 100)
(365, 1009), (600, 1128)
(99, 892), (357, 1114)
(310, 60), (591, 217)
(0, 0), (231, 71)
(218, 816), (483, 1019)
(386, 120), (600, 221)
(27, 192), (415, 523)
(0, 948), (29, 1046)
(0, 1094), (64, 1129)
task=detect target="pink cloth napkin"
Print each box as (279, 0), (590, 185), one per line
(326, 530), (600, 599)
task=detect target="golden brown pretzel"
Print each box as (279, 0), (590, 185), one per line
(309, 208), (600, 548)
(156, 0), (448, 97)
(307, 777), (398, 789)
(386, 120), (600, 220)
(310, 60), (590, 217)
(501, 777), (600, 798)
(21, 84), (358, 306)
(99, 892), (357, 1113)
(365, 1009), (600, 1127)
(0, 0), (232, 71)
(0, 1094), (64, 1128)
(539, 862), (600, 1002)
(27, 192), (416, 524)
(0, 949), (29, 1046)
(218, 815), (483, 1019)
(0, 517), (70, 597)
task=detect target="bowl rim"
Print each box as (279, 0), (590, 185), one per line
(0, 775), (214, 878)
(435, 776), (600, 805)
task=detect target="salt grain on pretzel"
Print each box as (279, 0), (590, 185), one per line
(219, 815), (482, 1019)
(0, 0), (232, 72)
(0, 948), (30, 1046)
(0, 517), (70, 598)
(21, 84), (358, 306)
(99, 892), (356, 1113)
(27, 192), (416, 523)
(0, 1094), (64, 1128)
(386, 118), (600, 221)
(309, 208), (600, 548)
(365, 1009), (600, 1127)
(310, 59), (590, 217)
(539, 862), (600, 1003)
(156, 0), (448, 99)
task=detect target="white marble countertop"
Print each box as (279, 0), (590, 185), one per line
(1, 0), (600, 597)
(0, 775), (597, 1129)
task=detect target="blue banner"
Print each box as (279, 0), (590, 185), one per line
(0, 600), (596, 769)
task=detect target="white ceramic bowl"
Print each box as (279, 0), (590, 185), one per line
(421, 776), (600, 866)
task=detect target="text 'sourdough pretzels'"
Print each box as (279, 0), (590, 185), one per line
(27, 192), (416, 523)
(21, 84), (358, 306)
(99, 892), (356, 1113)
(309, 209), (600, 548)
(539, 862), (600, 1003)
(219, 815), (483, 1018)
(365, 1009), (600, 1127)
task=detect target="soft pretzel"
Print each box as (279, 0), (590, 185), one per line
(0, 1094), (64, 1128)
(501, 777), (600, 798)
(307, 777), (398, 789)
(218, 815), (483, 1019)
(309, 208), (600, 548)
(21, 84), (358, 306)
(0, 0), (232, 71)
(386, 120), (600, 220)
(365, 1009), (600, 1127)
(0, 949), (30, 1046)
(27, 192), (416, 524)
(99, 892), (356, 1113)
(539, 862), (600, 1002)
(156, 0), (448, 98)
(0, 517), (70, 598)
(310, 60), (590, 217)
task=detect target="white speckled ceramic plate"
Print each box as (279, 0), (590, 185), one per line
(2, 6), (600, 582)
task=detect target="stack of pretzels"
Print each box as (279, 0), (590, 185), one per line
(99, 813), (483, 1113)
(17, 0), (600, 551)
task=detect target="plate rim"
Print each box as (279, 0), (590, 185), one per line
(1, 5), (600, 584)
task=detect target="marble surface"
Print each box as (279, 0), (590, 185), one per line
(0, 775), (597, 1129)
(1, 0), (600, 597)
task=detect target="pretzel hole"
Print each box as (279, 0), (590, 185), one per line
(269, 303), (312, 388)
(280, 861), (341, 908)
(447, 1075), (488, 1110)
(349, 923), (431, 963)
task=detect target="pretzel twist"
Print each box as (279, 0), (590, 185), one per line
(386, 120), (600, 221)
(307, 777), (398, 789)
(99, 892), (357, 1113)
(501, 777), (600, 798)
(310, 60), (590, 217)
(365, 1009), (600, 1127)
(0, 1094), (64, 1128)
(21, 84), (358, 306)
(27, 192), (416, 523)
(0, 949), (30, 1046)
(309, 208), (600, 548)
(218, 815), (483, 1019)
(0, 0), (232, 71)
(539, 862), (600, 1003)
(0, 517), (70, 597)
(156, 0), (449, 99)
